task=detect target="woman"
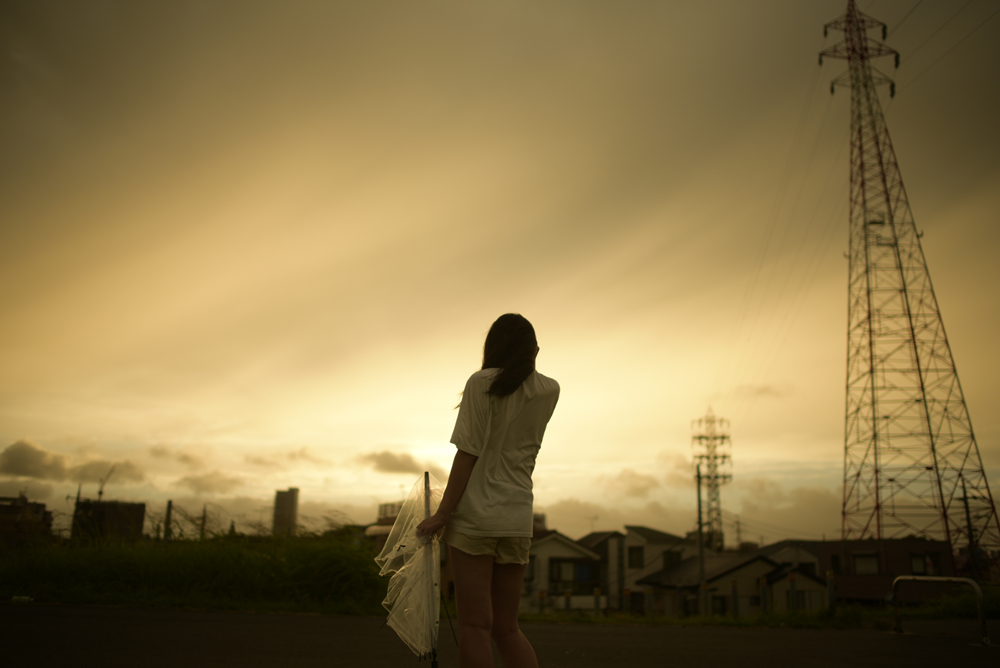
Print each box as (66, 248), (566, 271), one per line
(417, 313), (559, 668)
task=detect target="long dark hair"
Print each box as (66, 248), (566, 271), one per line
(482, 313), (537, 397)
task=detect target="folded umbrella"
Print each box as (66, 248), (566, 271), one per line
(375, 472), (443, 662)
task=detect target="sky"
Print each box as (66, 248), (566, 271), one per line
(2, 0), (998, 544)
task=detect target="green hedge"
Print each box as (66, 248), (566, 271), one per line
(0, 536), (387, 615)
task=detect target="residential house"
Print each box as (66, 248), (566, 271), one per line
(576, 531), (625, 610)
(623, 525), (709, 612)
(522, 528), (604, 613)
(790, 538), (956, 604)
(638, 541), (827, 617)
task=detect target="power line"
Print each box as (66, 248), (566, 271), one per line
(898, 4), (1000, 93)
(707, 60), (827, 405)
(906, 0), (976, 61)
(888, 0), (925, 36)
(721, 509), (825, 541)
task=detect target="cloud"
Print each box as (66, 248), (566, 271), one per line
(244, 454), (282, 469)
(359, 450), (446, 481)
(731, 478), (841, 542)
(0, 441), (145, 486)
(658, 451), (696, 489)
(149, 445), (205, 469)
(176, 471), (244, 495)
(537, 498), (696, 541)
(0, 479), (55, 500)
(287, 447), (328, 465)
(600, 468), (659, 498)
(0, 440), (69, 480)
(732, 384), (790, 399)
(243, 447), (326, 469)
(69, 459), (144, 484)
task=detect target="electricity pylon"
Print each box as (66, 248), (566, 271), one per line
(820, 0), (999, 576)
(692, 408), (732, 552)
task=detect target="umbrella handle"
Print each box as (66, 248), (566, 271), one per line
(424, 471), (438, 660)
(424, 471), (431, 520)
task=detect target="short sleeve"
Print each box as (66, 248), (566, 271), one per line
(450, 373), (491, 457)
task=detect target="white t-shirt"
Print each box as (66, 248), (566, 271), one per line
(448, 368), (560, 537)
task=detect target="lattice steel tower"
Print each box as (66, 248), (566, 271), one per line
(820, 0), (999, 573)
(692, 408), (731, 552)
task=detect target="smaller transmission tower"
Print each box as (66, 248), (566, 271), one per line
(692, 408), (732, 552)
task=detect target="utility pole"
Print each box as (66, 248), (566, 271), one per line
(961, 477), (980, 580)
(696, 464), (706, 616)
(821, 0), (999, 574)
(164, 500), (173, 542)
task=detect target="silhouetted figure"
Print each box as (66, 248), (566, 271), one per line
(418, 314), (559, 668)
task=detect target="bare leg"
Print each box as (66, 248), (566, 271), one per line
(449, 545), (495, 668)
(491, 561), (538, 668)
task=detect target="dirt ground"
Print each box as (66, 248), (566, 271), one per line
(2, 603), (994, 667)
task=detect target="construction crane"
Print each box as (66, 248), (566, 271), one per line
(97, 464), (116, 502)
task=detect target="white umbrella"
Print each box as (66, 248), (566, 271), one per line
(375, 472), (443, 663)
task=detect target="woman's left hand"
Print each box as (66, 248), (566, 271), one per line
(416, 512), (447, 538)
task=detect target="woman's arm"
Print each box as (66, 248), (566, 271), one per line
(416, 448), (478, 537)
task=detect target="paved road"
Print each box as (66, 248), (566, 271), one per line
(2, 603), (994, 667)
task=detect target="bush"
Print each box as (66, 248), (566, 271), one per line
(903, 585), (1000, 620)
(0, 535), (387, 615)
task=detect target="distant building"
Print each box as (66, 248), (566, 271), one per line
(638, 540), (826, 616)
(788, 538), (956, 604)
(521, 530), (604, 613)
(634, 537), (957, 617)
(621, 525), (712, 612)
(272, 488), (299, 537)
(71, 499), (145, 542)
(364, 500), (403, 552)
(576, 531), (626, 610)
(0, 493), (53, 545)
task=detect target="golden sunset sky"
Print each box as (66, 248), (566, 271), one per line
(2, 1), (998, 542)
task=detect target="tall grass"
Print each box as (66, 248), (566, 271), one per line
(901, 585), (1000, 619)
(0, 535), (387, 615)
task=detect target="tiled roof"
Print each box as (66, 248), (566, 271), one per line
(624, 525), (686, 544)
(637, 554), (752, 587)
(577, 530), (624, 549)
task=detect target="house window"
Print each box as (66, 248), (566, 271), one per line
(910, 553), (926, 575)
(799, 563), (816, 577)
(830, 555), (841, 575)
(628, 546), (644, 569)
(662, 550), (681, 569)
(549, 558), (601, 595)
(559, 561), (574, 582)
(927, 552), (941, 576)
(853, 553), (879, 575)
(786, 590), (807, 610)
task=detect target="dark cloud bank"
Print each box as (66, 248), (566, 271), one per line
(0, 440), (144, 484)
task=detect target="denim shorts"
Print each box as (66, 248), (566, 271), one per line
(443, 526), (532, 565)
